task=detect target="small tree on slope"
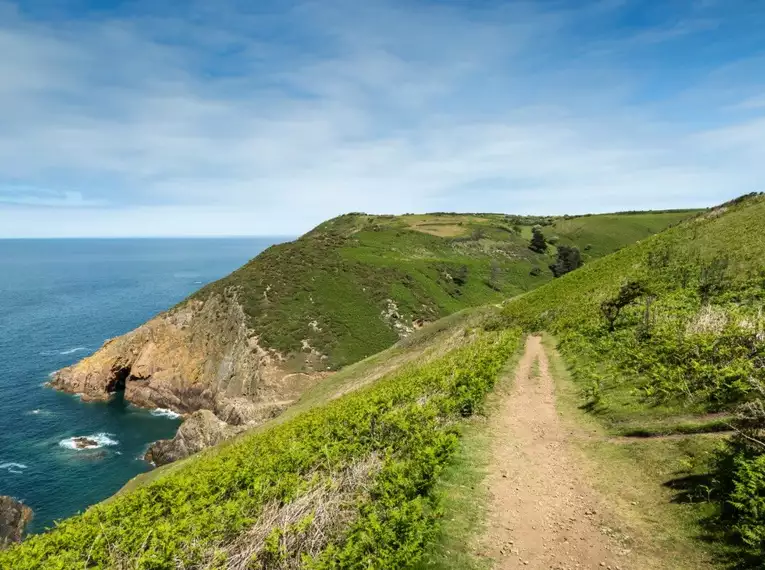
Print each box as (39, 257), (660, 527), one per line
(549, 245), (583, 278)
(529, 226), (547, 254)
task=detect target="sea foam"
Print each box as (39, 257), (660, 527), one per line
(0, 462), (28, 474)
(150, 408), (182, 419)
(58, 433), (119, 451)
(40, 347), (88, 356)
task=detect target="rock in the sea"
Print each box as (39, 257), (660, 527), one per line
(144, 410), (245, 466)
(0, 496), (33, 549)
(72, 437), (100, 449)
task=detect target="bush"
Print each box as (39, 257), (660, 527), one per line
(599, 281), (647, 332)
(549, 245), (583, 278)
(529, 227), (547, 254)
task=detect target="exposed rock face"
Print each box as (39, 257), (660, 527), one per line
(144, 410), (243, 466)
(50, 289), (326, 424)
(0, 496), (32, 549)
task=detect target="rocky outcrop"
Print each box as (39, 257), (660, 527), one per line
(50, 289), (326, 424)
(0, 496), (32, 549)
(145, 400), (291, 466)
(144, 410), (243, 466)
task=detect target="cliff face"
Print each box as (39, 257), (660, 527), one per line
(0, 497), (32, 549)
(51, 288), (326, 424)
(144, 410), (246, 466)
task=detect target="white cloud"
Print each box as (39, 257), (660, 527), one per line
(0, 0), (763, 237)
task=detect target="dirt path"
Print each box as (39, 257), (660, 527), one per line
(481, 336), (632, 570)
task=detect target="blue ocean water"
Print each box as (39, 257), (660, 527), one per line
(0, 237), (282, 532)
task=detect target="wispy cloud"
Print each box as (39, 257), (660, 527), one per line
(0, 0), (764, 237)
(0, 188), (104, 207)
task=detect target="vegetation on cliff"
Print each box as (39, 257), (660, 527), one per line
(193, 210), (695, 370)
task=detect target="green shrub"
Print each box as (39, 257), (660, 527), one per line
(549, 245), (583, 278)
(529, 226), (547, 254)
(729, 453), (765, 554)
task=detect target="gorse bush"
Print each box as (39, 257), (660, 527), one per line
(1, 329), (522, 569)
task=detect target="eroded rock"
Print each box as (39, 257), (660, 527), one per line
(0, 496), (33, 549)
(144, 410), (244, 466)
(50, 290), (326, 417)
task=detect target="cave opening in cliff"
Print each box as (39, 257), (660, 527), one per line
(107, 367), (130, 393)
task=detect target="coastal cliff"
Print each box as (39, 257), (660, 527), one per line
(51, 288), (326, 425)
(0, 497), (32, 549)
(49, 211), (697, 462)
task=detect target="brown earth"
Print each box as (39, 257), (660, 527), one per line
(481, 336), (637, 570)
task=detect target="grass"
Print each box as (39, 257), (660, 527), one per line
(189, 209), (697, 372)
(500, 193), (765, 416)
(542, 334), (725, 570)
(414, 348), (526, 570)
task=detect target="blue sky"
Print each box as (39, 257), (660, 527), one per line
(1, 0), (764, 237)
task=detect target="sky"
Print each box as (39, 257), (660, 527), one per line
(0, 0), (764, 237)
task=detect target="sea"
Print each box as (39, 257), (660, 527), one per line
(0, 237), (283, 532)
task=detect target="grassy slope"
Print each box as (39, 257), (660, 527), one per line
(193, 210), (696, 370)
(495, 193), (765, 564)
(0, 209), (700, 567)
(500, 194), (765, 419)
(542, 334), (722, 570)
(1, 313), (523, 569)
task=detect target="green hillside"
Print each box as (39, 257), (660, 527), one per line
(1, 312), (524, 568)
(194, 209), (695, 369)
(0, 207), (707, 568)
(496, 192), (765, 564)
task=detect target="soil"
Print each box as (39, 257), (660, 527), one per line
(481, 336), (634, 570)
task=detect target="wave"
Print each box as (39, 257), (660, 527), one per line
(150, 408), (182, 419)
(58, 433), (119, 451)
(0, 462), (28, 474)
(40, 347), (88, 356)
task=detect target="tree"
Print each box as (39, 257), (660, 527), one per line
(529, 226), (547, 253)
(549, 245), (583, 278)
(600, 281), (647, 332)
